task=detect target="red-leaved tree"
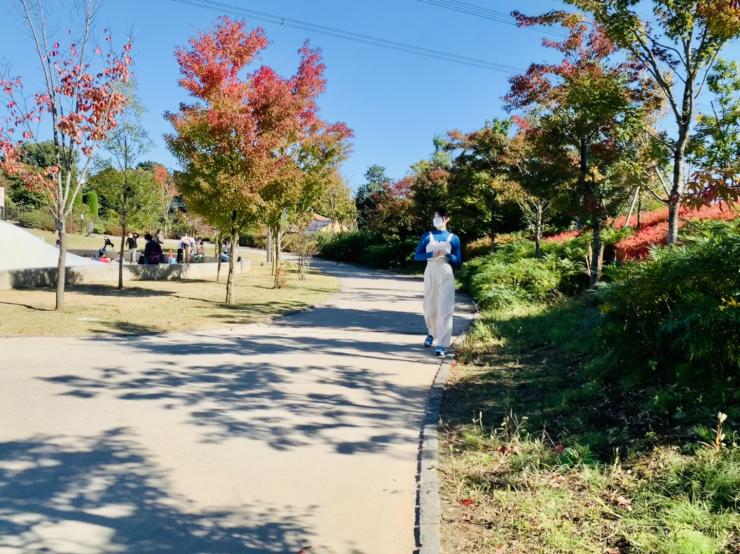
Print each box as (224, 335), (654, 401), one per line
(166, 17), (337, 303)
(0, 0), (132, 310)
(506, 11), (661, 286)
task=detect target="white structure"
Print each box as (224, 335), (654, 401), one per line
(0, 220), (100, 271)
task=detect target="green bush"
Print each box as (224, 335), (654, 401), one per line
(316, 231), (418, 269)
(459, 239), (588, 308)
(241, 232), (267, 249)
(682, 218), (740, 244)
(589, 231), (740, 407)
(362, 239), (417, 269)
(84, 191), (99, 219)
(460, 251), (564, 309)
(316, 231), (373, 265)
(17, 208), (55, 231)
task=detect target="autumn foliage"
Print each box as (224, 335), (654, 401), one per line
(0, 36), (132, 208)
(614, 204), (739, 261)
(166, 16), (351, 302)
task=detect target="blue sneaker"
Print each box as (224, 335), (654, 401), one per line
(435, 346), (446, 357)
(424, 335), (434, 348)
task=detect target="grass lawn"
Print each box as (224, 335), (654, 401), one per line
(0, 259), (338, 336)
(28, 228), (188, 254)
(440, 298), (739, 554)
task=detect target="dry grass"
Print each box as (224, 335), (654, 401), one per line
(0, 260), (338, 337)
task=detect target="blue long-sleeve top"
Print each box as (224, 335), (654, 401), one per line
(414, 230), (462, 267)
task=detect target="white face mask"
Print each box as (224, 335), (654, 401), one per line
(432, 215), (445, 230)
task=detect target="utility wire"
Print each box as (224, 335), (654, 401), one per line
(416, 0), (568, 38)
(169, 0), (524, 74)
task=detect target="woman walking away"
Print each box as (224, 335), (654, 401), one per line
(414, 207), (462, 357)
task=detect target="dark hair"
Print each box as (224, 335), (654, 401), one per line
(144, 233), (153, 241)
(435, 206), (449, 219)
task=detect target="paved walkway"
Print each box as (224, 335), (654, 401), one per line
(0, 261), (474, 553)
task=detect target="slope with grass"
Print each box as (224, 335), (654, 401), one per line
(439, 220), (740, 553)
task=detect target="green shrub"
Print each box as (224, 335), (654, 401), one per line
(589, 232), (740, 407)
(84, 191), (99, 219)
(17, 208), (55, 231)
(316, 231), (418, 269)
(362, 239), (417, 269)
(460, 252), (563, 309)
(459, 238), (588, 308)
(682, 218), (740, 244)
(241, 232), (267, 249)
(317, 231), (373, 265)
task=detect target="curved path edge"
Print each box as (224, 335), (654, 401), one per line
(415, 302), (478, 554)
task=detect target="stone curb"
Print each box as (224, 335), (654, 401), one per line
(415, 302), (478, 554)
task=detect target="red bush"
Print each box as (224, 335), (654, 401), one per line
(615, 203), (738, 261)
(612, 208), (669, 229)
(543, 229), (581, 243)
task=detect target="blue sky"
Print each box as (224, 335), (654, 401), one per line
(2, 0), (738, 189)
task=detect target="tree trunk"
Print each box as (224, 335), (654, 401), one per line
(579, 136), (601, 288)
(216, 233), (222, 283)
(667, 140), (686, 245)
(55, 219), (66, 311)
(624, 187), (640, 228)
(270, 226), (281, 276)
(667, 71), (692, 245)
(266, 229), (273, 263)
(534, 202), (543, 258)
(276, 229), (281, 269)
(225, 228), (239, 305)
(589, 215), (602, 288)
(118, 224), (126, 290)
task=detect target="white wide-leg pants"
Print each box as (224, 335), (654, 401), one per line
(423, 259), (455, 348)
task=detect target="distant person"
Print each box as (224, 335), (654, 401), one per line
(220, 238), (241, 263)
(193, 236), (205, 262)
(126, 232), (140, 263)
(143, 233), (163, 265)
(86, 221), (94, 236)
(97, 236), (115, 259)
(220, 239), (231, 262)
(179, 234), (192, 264)
(414, 206), (462, 358)
(155, 229), (164, 245)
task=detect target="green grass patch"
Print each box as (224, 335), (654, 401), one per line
(440, 297), (739, 553)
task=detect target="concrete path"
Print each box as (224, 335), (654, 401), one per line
(0, 261), (474, 553)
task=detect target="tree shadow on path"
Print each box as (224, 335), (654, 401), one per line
(0, 428), (318, 553)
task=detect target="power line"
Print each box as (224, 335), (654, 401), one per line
(169, 0), (524, 74)
(416, 0), (568, 38)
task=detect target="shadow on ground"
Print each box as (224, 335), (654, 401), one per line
(0, 428), (317, 553)
(36, 264), (472, 454)
(39, 328), (430, 454)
